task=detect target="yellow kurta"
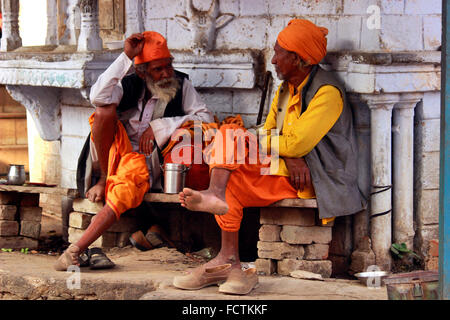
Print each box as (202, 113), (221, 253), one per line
(261, 75), (344, 224)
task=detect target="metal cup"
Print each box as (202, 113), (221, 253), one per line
(7, 164), (26, 185)
(161, 163), (190, 194)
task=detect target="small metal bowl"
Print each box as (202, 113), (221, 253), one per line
(354, 271), (390, 287)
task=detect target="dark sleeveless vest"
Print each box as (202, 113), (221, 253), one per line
(117, 70), (188, 118)
(299, 65), (368, 219)
(76, 70), (189, 197)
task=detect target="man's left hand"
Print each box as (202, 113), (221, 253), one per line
(284, 157), (312, 192)
(140, 125), (156, 156)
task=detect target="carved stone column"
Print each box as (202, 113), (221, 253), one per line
(59, 0), (79, 46)
(45, 0), (58, 45)
(362, 93), (399, 272)
(125, 0), (144, 38)
(0, 0), (22, 51)
(77, 0), (103, 51)
(392, 93), (423, 249)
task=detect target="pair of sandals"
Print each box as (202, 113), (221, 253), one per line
(78, 247), (115, 269)
(129, 225), (175, 251)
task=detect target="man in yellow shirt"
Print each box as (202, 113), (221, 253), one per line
(174, 19), (367, 294)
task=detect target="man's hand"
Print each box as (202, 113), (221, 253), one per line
(124, 33), (145, 60)
(139, 125), (156, 156)
(284, 157), (312, 192)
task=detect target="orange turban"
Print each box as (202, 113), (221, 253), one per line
(277, 19), (328, 65)
(134, 31), (172, 65)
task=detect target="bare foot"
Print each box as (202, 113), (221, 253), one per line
(54, 244), (80, 271)
(85, 177), (106, 202)
(179, 188), (229, 215)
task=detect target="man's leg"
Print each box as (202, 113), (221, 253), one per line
(179, 167), (231, 215)
(54, 204), (117, 270)
(86, 105), (117, 202)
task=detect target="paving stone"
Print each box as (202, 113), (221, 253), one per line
(68, 227), (116, 248)
(278, 259), (332, 278)
(72, 198), (104, 214)
(0, 205), (17, 220)
(304, 244), (330, 260)
(280, 226), (332, 244)
(69, 211), (93, 229)
(0, 221), (19, 236)
(258, 225), (281, 242)
(0, 192), (19, 205)
(255, 258), (277, 275)
(260, 208), (316, 226)
(0, 236), (39, 249)
(257, 241), (304, 260)
(19, 207), (42, 222)
(20, 221), (41, 239)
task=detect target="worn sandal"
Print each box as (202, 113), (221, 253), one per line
(78, 249), (90, 267)
(88, 247), (115, 270)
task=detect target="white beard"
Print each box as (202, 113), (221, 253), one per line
(146, 76), (180, 104)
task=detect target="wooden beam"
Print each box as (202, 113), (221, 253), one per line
(0, 184), (78, 197)
(143, 193), (317, 208)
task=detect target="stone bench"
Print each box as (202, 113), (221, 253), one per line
(0, 184), (77, 250)
(69, 193), (333, 278)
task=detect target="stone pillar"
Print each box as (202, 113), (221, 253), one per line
(77, 0), (103, 51)
(392, 93), (423, 249)
(59, 0), (79, 46)
(362, 94), (399, 272)
(45, 0), (58, 45)
(348, 94), (371, 246)
(0, 0), (22, 51)
(125, 0), (144, 38)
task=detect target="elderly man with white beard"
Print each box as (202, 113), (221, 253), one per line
(54, 31), (214, 271)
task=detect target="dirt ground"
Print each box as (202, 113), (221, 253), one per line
(0, 213), (388, 300)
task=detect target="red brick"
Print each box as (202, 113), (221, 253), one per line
(257, 241), (304, 260)
(255, 258), (277, 275)
(20, 221), (41, 239)
(258, 225), (281, 242)
(0, 221), (19, 236)
(428, 239), (439, 257)
(280, 225), (332, 244)
(19, 207), (42, 222)
(0, 205), (17, 220)
(69, 211), (93, 229)
(304, 244), (329, 260)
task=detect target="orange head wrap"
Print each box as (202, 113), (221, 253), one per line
(134, 31), (172, 65)
(277, 19), (328, 65)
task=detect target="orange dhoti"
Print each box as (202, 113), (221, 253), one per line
(89, 114), (150, 219)
(207, 124), (311, 232)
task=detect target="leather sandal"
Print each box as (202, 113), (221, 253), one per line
(173, 264), (232, 290)
(218, 268), (259, 295)
(145, 225), (176, 248)
(129, 230), (153, 251)
(88, 247), (115, 270)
